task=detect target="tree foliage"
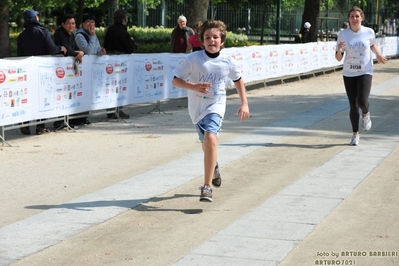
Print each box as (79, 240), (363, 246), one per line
(2, 0), (399, 58)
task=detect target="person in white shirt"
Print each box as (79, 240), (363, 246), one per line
(172, 19), (250, 202)
(335, 6), (387, 146)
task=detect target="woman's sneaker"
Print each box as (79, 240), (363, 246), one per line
(362, 112), (372, 131)
(350, 133), (359, 146)
(212, 163), (222, 188)
(200, 185), (213, 202)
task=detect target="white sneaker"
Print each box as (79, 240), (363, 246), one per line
(350, 134), (359, 146)
(362, 112), (372, 131)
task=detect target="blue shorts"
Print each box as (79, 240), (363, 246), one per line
(195, 113), (223, 143)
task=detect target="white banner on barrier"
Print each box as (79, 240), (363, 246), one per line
(1, 38), (398, 127)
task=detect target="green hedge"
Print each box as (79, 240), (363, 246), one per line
(9, 26), (250, 57)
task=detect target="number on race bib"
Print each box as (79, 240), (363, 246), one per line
(349, 65), (361, 70)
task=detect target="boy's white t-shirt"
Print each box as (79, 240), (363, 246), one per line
(336, 26), (376, 77)
(173, 50), (241, 124)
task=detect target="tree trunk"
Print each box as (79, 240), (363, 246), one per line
(186, 0), (209, 28)
(302, 0), (320, 42)
(0, 3), (10, 58)
(76, 0), (85, 28)
(108, 0), (119, 26)
(260, 0), (268, 45)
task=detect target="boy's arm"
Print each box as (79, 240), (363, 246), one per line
(172, 77), (211, 94)
(234, 78), (250, 121)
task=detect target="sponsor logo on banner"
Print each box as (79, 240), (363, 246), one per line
(106, 64), (114, 74)
(0, 71), (6, 83)
(145, 62), (152, 71)
(56, 67), (65, 78)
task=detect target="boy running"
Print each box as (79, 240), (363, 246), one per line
(172, 19), (250, 202)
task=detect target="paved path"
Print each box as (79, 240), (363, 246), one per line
(1, 60), (399, 266)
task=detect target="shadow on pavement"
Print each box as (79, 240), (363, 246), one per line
(24, 193), (202, 214)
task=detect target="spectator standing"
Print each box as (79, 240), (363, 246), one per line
(75, 13), (106, 56)
(172, 20), (250, 202)
(340, 22), (349, 31)
(104, 9), (135, 54)
(53, 14), (90, 129)
(54, 14), (84, 62)
(17, 9), (67, 135)
(335, 6), (387, 146)
(171, 15), (194, 53)
(300, 22), (312, 43)
(384, 18), (389, 34)
(103, 9), (135, 119)
(187, 21), (203, 52)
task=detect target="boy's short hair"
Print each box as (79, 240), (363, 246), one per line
(199, 20), (227, 43)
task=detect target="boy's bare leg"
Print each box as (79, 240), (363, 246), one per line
(203, 132), (218, 186)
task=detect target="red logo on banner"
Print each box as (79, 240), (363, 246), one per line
(0, 71), (6, 83)
(56, 67), (65, 78)
(145, 62), (152, 71)
(106, 64), (113, 74)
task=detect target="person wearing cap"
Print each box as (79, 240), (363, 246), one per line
(103, 9), (135, 119)
(300, 22), (312, 43)
(171, 15), (194, 53)
(17, 9), (67, 135)
(17, 10), (67, 57)
(75, 13), (106, 56)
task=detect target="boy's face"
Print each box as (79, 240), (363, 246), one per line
(202, 28), (224, 53)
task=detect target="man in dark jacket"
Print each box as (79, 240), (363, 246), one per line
(103, 9), (134, 119)
(54, 14), (84, 62)
(104, 9), (136, 54)
(17, 9), (66, 135)
(53, 14), (89, 129)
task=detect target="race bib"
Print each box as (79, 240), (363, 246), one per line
(345, 59), (365, 73)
